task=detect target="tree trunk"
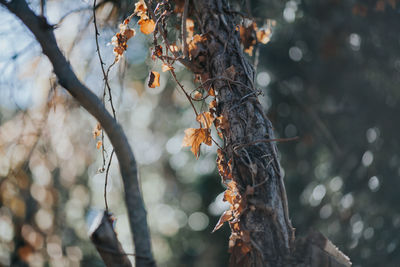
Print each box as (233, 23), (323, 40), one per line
(191, 1), (350, 266)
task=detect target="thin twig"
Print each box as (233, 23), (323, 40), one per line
(104, 149), (114, 211)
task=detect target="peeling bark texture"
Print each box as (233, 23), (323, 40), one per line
(191, 0), (351, 266)
(89, 211), (133, 267)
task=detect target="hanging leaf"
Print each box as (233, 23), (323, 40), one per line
(161, 63), (173, 72)
(196, 112), (214, 128)
(134, 0), (147, 16)
(182, 128), (212, 158)
(148, 71), (160, 88)
(92, 123), (101, 139)
(96, 140), (102, 149)
(212, 210), (233, 233)
(215, 115), (229, 130)
(138, 17), (156, 35)
(256, 28), (272, 44)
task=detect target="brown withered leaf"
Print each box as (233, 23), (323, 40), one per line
(93, 123), (101, 139)
(188, 34), (207, 59)
(212, 210), (233, 233)
(138, 18), (156, 35)
(196, 112), (214, 128)
(182, 128), (212, 158)
(193, 91), (203, 100)
(224, 189), (236, 205)
(186, 18), (195, 40)
(148, 71), (160, 88)
(134, 0), (147, 16)
(208, 87), (215, 96)
(161, 63), (173, 72)
(256, 28), (271, 44)
(239, 21), (257, 56)
(215, 115), (229, 130)
(96, 140), (102, 149)
(209, 100), (217, 111)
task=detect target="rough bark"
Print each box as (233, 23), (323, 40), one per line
(0, 1), (156, 266)
(190, 0), (351, 266)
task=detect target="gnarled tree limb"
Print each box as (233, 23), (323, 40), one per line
(0, 1), (156, 266)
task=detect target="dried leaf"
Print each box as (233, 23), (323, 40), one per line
(215, 115), (229, 130)
(256, 28), (271, 44)
(188, 34), (207, 59)
(155, 45), (162, 56)
(239, 21), (257, 55)
(193, 91), (203, 100)
(96, 140), (102, 149)
(148, 71), (160, 88)
(186, 18), (195, 40)
(161, 63), (173, 72)
(196, 112), (214, 128)
(138, 18), (156, 35)
(209, 100), (217, 111)
(205, 88), (214, 97)
(93, 123), (101, 139)
(212, 210), (233, 233)
(182, 128), (212, 158)
(224, 189), (236, 205)
(134, 0), (147, 16)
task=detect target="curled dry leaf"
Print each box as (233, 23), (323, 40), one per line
(148, 71), (160, 88)
(188, 34), (207, 59)
(182, 128), (212, 158)
(193, 91), (203, 100)
(256, 28), (272, 44)
(92, 123), (101, 139)
(239, 21), (257, 56)
(138, 17), (156, 35)
(96, 140), (102, 150)
(196, 112), (214, 128)
(186, 18), (195, 41)
(134, 0), (147, 16)
(215, 115), (229, 130)
(209, 99), (217, 110)
(161, 63), (173, 72)
(212, 210), (233, 233)
(111, 23), (136, 61)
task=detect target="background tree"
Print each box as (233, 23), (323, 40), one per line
(0, 0), (398, 267)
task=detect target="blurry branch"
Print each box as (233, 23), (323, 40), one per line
(89, 211), (132, 267)
(0, 0), (156, 266)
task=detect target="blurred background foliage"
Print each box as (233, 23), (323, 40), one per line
(0, 0), (399, 266)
